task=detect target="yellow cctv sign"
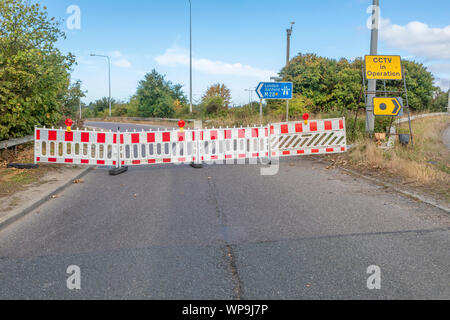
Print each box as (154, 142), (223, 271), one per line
(373, 97), (403, 116)
(365, 55), (403, 80)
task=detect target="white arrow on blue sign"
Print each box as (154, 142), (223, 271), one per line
(256, 82), (293, 100)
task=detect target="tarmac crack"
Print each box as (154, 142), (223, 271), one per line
(206, 173), (244, 300)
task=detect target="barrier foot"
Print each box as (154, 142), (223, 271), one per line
(7, 163), (39, 169)
(109, 166), (128, 176)
(190, 163), (203, 169)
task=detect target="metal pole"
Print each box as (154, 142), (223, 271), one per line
(79, 98), (82, 120)
(108, 56), (111, 118)
(90, 54), (112, 118)
(366, 0), (379, 133)
(286, 22), (294, 122)
(402, 66), (414, 147)
(260, 99), (263, 125)
(448, 82), (450, 113)
(189, 0), (193, 113)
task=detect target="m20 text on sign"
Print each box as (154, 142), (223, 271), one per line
(365, 55), (403, 80)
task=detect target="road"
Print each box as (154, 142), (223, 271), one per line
(0, 121), (448, 299)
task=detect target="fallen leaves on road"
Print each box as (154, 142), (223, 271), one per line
(51, 194), (62, 199)
(73, 179), (84, 184)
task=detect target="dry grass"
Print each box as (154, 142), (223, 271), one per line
(333, 115), (450, 202)
(0, 144), (53, 198)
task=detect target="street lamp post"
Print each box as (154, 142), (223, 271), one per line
(285, 22), (295, 122)
(189, 0), (193, 113)
(90, 54), (112, 117)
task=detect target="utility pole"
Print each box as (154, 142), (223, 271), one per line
(189, 0), (193, 113)
(286, 22), (294, 122)
(366, 0), (379, 132)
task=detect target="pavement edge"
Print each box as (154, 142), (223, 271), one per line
(0, 166), (94, 231)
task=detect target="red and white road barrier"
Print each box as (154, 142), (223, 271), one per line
(271, 118), (347, 157)
(34, 117), (347, 168)
(35, 127), (118, 166)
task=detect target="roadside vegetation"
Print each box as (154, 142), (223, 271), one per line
(330, 116), (450, 202)
(0, 143), (48, 198)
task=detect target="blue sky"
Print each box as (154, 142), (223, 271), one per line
(39, 0), (450, 105)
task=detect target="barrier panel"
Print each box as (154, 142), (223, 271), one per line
(34, 117), (347, 168)
(270, 118), (347, 157)
(35, 127), (118, 166)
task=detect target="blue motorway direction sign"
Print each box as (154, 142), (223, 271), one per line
(256, 82), (293, 100)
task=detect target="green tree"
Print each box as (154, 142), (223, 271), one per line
(0, 0), (75, 140)
(136, 70), (186, 118)
(61, 80), (86, 118)
(202, 83), (232, 107)
(88, 97), (117, 117)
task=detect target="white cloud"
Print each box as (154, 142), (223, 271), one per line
(380, 21), (450, 60)
(112, 58), (132, 68)
(155, 47), (277, 79)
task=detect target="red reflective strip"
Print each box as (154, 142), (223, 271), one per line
(272, 152), (277, 156)
(132, 160), (140, 165)
(36, 157), (40, 162)
(113, 134), (117, 144)
(163, 158), (171, 163)
(283, 151), (290, 155)
(295, 123), (303, 133)
(148, 159), (156, 164)
(265, 128), (268, 137)
(81, 132), (90, 143)
(225, 155), (232, 159)
(178, 132), (185, 142)
(192, 131), (196, 141)
(270, 126), (274, 135)
(97, 133), (106, 143)
(238, 129), (245, 139)
(239, 154), (246, 158)
(163, 132), (171, 142)
(310, 122), (317, 132)
(252, 128), (259, 138)
(36, 130), (40, 140)
(64, 159), (73, 163)
(210, 130), (218, 140)
(324, 121), (332, 131)
(65, 131), (73, 142)
(339, 120), (344, 130)
(225, 130), (232, 139)
(120, 134), (124, 144)
(81, 159), (89, 164)
(48, 131), (57, 141)
(326, 148), (334, 153)
(297, 150), (305, 154)
(341, 147), (346, 151)
(48, 158), (57, 162)
(97, 160), (105, 165)
(281, 125), (289, 134)
(178, 157), (186, 162)
(211, 156), (218, 160)
(252, 153), (259, 157)
(147, 132), (155, 143)
(311, 149), (319, 153)
(113, 161), (116, 165)
(121, 161), (125, 165)
(132, 133), (140, 144)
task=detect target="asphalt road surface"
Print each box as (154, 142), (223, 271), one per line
(0, 122), (448, 299)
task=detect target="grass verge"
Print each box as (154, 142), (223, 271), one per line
(328, 115), (450, 203)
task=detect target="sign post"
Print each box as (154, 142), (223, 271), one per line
(363, 55), (413, 146)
